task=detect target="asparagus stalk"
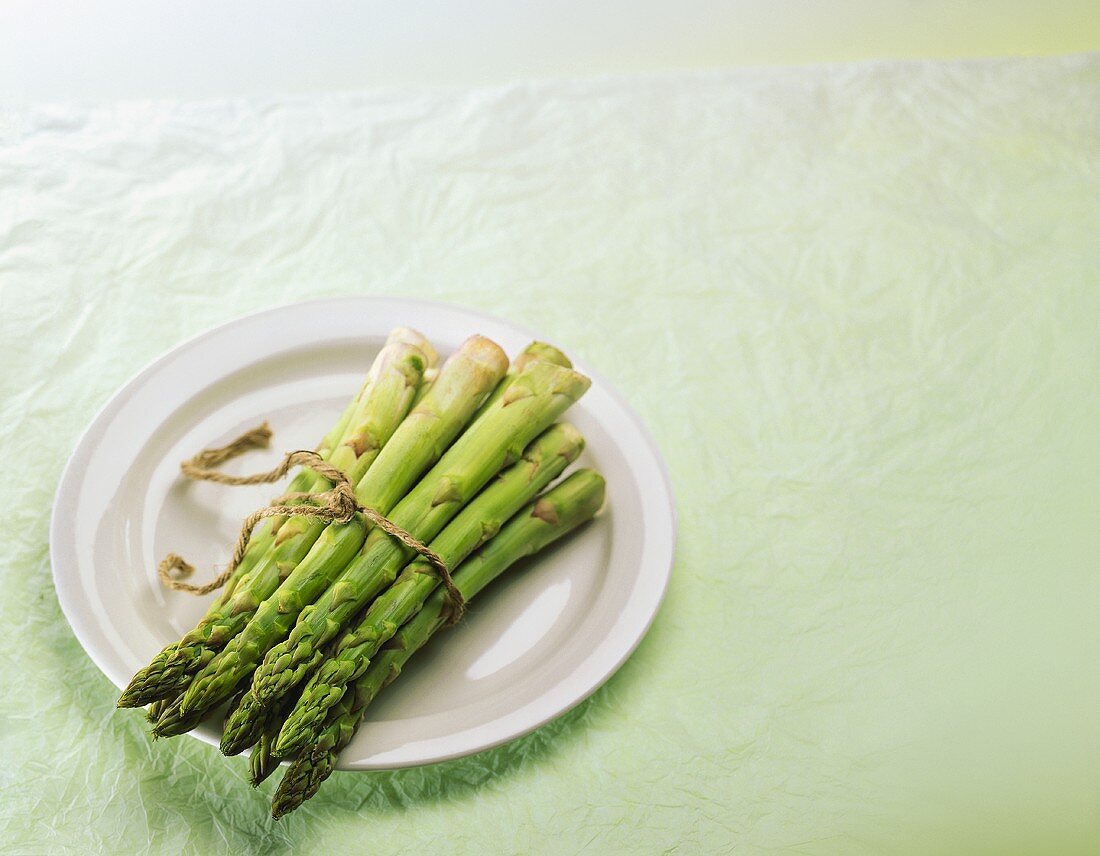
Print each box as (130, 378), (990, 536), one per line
(219, 687), (270, 756)
(248, 697), (294, 786)
(119, 335), (433, 708)
(163, 337), (511, 729)
(271, 470), (606, 818)
(512, 341), (570, 371)
(238, 360), (591, 716)
(244, 679), (306, 785)
(146, 698), (169, 724)
(151, 682), (250, 740)
(270, 422), (585, 757)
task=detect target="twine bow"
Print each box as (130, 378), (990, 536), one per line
(158, 423), (466, 623)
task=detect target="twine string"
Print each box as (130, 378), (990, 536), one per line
(157, 424), (465, 622)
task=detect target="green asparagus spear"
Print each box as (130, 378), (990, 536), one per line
(248, 695), (296, 786)
(219, 687), (271, 756)
(146, 698), (169, 724)
(221, 639), (315, 757)
(151, 683), (249, 740)
(239, 360), (591, 716)
(271, 470), (606, 818)
(165, 337), (511, 727)
(119, 334), (432, 708)
(270, 422), (585, 757)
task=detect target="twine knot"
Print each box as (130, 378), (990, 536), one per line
(324, 482), (361, 524)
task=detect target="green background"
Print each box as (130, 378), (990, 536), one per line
(1, 55), (1098, 854)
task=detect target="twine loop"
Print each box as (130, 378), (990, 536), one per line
(158, 423), (465, 623)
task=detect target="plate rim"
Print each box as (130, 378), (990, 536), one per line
(50, 295), (677, 770)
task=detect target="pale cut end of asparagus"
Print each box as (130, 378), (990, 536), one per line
(456, 334), (509, 380)
(384, 327), (439, 369)
(513, 341), (572, 372)
(468, 340), (574, 424)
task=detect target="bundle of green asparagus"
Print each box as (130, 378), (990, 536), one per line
(117, 328), (606, 817)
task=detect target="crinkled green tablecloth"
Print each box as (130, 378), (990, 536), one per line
(2, 55), (1099, 855)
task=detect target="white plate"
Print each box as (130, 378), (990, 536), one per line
(51, 296), (675, 770)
